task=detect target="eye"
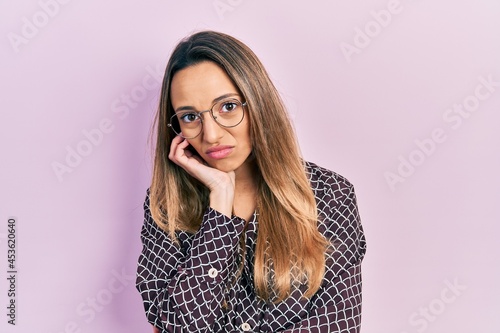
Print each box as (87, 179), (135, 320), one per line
(219, 101), (239, 113)
(179, 112), (199, 124)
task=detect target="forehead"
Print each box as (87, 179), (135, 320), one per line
(170, 61), (239, 108)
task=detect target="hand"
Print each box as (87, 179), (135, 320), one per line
(169, 135), (235, 191)
(152, 326), (160, 333)
(168, 135), (235, 216)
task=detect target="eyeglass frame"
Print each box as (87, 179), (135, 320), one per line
(167, 98), (247, 139)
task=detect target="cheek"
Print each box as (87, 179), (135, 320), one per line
(237, 117), (252, 147)
(186, 139), (203, 156)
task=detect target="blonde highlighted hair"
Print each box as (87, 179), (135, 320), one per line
(150, 31), (328, 301)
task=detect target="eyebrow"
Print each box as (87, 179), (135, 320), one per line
(174, 93), (240, 112)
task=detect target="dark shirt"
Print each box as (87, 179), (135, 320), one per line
(136, 161), (367, 332)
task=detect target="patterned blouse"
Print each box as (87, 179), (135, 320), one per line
(136, 161), (367, 332)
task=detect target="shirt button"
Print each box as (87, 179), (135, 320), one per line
(241, 322), (251, 331)
(208, 268), (218, 278)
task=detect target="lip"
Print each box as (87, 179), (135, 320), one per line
(205, 145), (234, 159)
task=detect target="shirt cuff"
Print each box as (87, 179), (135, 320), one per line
(187, 207), (246, 282)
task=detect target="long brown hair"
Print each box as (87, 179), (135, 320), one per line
(150, 31), (328, 301)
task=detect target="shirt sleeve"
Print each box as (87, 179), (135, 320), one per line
(280, 181), (367, 333)
(135, 189), (246, 332)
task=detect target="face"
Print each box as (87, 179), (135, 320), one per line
(170, 61), (252, 174)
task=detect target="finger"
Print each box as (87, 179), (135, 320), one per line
(173, 139), (190, 161)
(168, 136), (186, 162)
(178, 138), (190, 149)
(190, 154), (206, 165)
(168, 136), (179, 160)
(170, 135), (183, 147)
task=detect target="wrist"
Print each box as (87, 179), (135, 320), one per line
(209, 187), (234, 218)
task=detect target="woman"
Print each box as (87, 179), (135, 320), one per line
(136, 31), (366, 333)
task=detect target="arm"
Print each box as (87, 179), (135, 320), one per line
(137, 136), (242, 332)
(136, 191), (246, 332)
(280, 181), (367, 333)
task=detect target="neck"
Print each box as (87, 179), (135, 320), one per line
(233, 156), (258, 220)
(234, 155), (258, 194)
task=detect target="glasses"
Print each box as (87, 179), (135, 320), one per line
(167, 98), (247, 139)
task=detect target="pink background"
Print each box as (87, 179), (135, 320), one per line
(1, 0), (499, 332)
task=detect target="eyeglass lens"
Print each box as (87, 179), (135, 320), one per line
(169, 98), (245, 138)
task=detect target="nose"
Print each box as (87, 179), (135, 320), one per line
(200, 111), (224, 143)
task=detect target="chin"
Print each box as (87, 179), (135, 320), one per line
(208, 161), (239, 173)
(206, 156), (248, 172)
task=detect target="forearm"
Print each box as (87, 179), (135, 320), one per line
(137, 207), (246, 332)
(209, 185), (234, 218)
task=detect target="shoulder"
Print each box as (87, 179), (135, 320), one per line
(141, 188), (166, 240)
(304, 161), (361, 233)
(304, 160), (355, 205)
(304, 162), (366, 269)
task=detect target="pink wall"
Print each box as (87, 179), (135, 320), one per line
(1, 0), (499, 332)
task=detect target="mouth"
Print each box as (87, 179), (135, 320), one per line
(205, 145), (234, 159)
